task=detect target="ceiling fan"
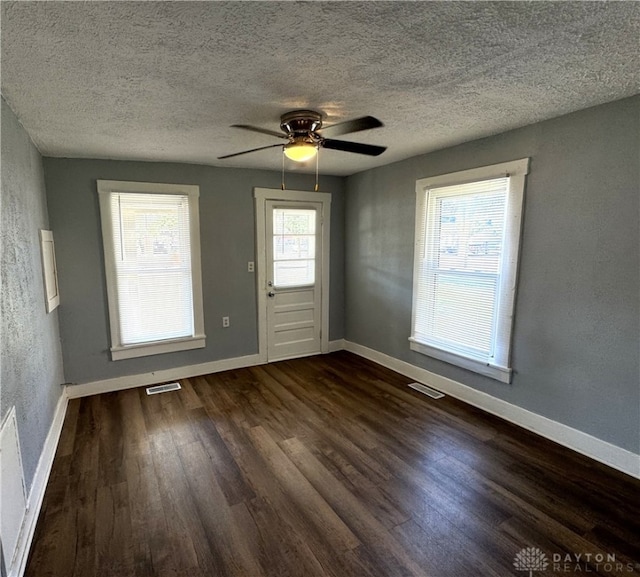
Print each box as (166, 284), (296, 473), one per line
(218, 110), (386, 162)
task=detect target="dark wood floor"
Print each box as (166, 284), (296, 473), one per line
(26, 351), (640, 577)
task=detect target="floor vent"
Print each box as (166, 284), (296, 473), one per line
(408, 382), (445, 399)
(146, 382), (181, 395)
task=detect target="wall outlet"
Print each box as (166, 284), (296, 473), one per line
(248, 261), (255, 272)
(222, 316), (230, 328)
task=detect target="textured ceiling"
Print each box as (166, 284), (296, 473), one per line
(2, 1), (639, 176)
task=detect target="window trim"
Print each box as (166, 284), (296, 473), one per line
(410, 158), (529, 383)
(97, 180), (206, 361)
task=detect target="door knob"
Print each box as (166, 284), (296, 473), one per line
(268, 291), (275, 298)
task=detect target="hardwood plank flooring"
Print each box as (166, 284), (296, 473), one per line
(25, 352), (640, 577)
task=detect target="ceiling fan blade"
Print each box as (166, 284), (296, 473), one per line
(231, 124), (287, 139)
(218, 143), (283, 160)
(322, 139), (387, 156)
(317, 116), (383, 138)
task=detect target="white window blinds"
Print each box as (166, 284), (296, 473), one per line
(411, 159), (529, 383)
(98, 181), (205, 360)
(414, 178), (507, 358)
(109, 192), (194, 344)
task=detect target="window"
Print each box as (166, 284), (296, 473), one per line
(410, 159), (529, 383)
(272, 207), (316, 287)
(98, 180), (205, 360)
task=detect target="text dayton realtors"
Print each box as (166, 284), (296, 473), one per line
(553, 552), (637, 573)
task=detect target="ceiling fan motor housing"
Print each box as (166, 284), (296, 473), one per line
(280, 110), (323, 139)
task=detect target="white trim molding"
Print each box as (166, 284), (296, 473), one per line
(341, 340), (640, 480)
(9, 393), (68, 577)
(65, 354), (263, 399)
(411, 158), (529, 383)
(97, 180), (206, 361)
(409, 338), (511, 383)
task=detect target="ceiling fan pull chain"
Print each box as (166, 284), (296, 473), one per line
(281, 146), (286, 190)
(315, 146), (319, 192)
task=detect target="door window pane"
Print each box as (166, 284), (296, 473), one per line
(272, 208), (316, 287)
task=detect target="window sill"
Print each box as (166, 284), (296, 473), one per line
(111, 335), (206, 361)
(409, 338), (512, 384)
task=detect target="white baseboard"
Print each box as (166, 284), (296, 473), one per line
(65, 353), (263, 399)
(68, 346), (353, 398)
(341, 340), (640, 480)
(328, 339), (346, 353)
(10, 392), (68, 577)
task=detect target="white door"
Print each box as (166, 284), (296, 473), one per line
(254, 188), (331, 363)
(266, 201), (321, 360)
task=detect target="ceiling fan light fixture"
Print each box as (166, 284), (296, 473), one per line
(284, 142), (318, 162)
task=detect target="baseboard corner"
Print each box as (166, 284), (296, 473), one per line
(328, 339), (346, 353)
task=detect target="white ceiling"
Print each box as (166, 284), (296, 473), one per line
(2, 1), (639, 176)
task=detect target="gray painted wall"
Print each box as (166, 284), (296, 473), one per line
(43, 158), (344, 384)
(1, 98), (65, 492)
(345, 96), (639, 453)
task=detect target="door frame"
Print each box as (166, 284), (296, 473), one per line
(254, 187), (331, 363)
